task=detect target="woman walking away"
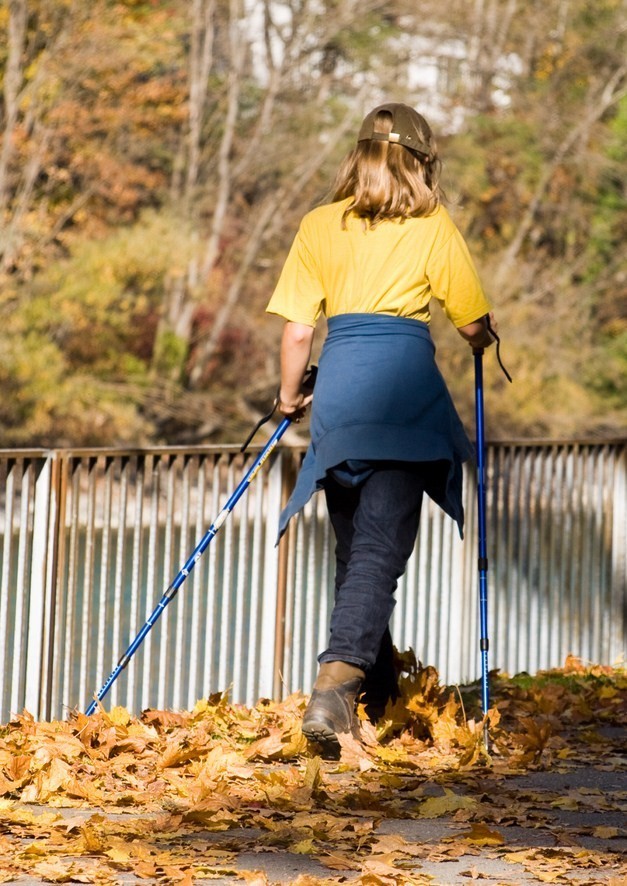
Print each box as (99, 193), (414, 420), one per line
(266, 102), (497, 756)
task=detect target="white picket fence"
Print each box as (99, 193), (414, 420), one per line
(0, 440), (625, 722)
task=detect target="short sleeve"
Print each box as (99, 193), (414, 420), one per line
(426, 226), (491, 327)
(266, 223), (326, 326)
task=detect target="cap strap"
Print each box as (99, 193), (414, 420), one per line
(369, 131), (400, 142)
(364, 131), (430, 158)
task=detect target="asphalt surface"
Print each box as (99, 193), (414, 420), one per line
(10, 738), (626, 886)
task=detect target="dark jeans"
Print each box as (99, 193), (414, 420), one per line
(319, 461), (435, 672)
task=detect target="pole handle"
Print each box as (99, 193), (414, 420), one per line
(240, 365), (317, 453)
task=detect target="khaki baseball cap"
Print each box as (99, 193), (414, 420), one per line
(357, 103), (432, 157)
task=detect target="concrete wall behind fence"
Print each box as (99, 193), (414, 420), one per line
(0, 440), (624, 723)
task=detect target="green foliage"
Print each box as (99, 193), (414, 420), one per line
(579, 98), (627, 410)
(26, 213), (183, 373)
(153, 329), (188, 377)
(586, 99), (627, 272)
(585, 330), (627, 408)
(0, 211), (194, 444)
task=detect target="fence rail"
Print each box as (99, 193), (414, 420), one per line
(0, 440), (625, 723)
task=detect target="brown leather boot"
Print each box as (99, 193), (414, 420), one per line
(302, 662), (365, 755)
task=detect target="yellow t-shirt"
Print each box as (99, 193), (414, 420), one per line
(266, 198), (490, 328)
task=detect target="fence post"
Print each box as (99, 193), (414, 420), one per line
(43, 451), (63, 721)
(24, 454), (59, 719)
(273, 449), (298, 701)
(12, 460), (32, 716)
(47, 453), (69, 722)
(610, 444), (626, 664)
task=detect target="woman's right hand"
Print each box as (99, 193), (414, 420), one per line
(278, 390), (313, 422)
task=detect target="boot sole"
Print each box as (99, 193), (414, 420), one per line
(302, 720), (341, 757)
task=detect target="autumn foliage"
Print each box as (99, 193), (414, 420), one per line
(0, 0), (626, 447)
(0, 655), (624, 883)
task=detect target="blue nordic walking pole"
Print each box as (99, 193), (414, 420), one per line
(474, 346), (490, 748)
(473, 319), (512, 747)
(85, 417), (292, 715)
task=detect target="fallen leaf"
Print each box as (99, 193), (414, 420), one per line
(419, 788), (476, 818)
(31, 859), (77, 882)
(104, 846), (132, 865)
(592, 826), (620, 838)
(459, 823), (505, 846)
(240, 872), (270, 885)
(3, 754), (30, 783)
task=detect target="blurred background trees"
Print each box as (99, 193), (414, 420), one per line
(0, 0), (625, 446)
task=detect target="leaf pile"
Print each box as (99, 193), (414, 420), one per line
(0, 654), (624, 884)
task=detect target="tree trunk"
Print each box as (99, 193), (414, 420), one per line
(0, 0), (28, 262)
(186, 0), (216, 205)
(153, 0), (216, 376)
(468, 0), (519, 111)
(200, 0), (246, 280)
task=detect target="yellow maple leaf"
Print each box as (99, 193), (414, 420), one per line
(19, 840), (49, 859)
(592, 825), (620, 838)
(337, 730), (375, 768)
(240, 871), (270, 885)
(291, 838), (315, 853)
(291, 877), (340, 886)
(3, 754), (30, 783)
(504, 850), (531, 864)
(103, 706), (132, 728)
(160, 866), (195, 885)
(459, 822), (505, 845)
(31, 859), (76, 882)
(536, 873), (563, 884)
(79, 821), (106, 853)
(65, 776), (104, 805)
(319, 851), (362, 871)
(39, 757), (73, 796)
(372, 745), (414, 765)
(132, 860), (159, 878)
(303, 755), (322, 790)
(551, 796), (579, 810)
(418, 788), (476, 818)
(105, 846), (132, 864)
(563, 654), (586, 672)
(143, 708), (190, 729)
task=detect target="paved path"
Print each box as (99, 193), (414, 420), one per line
(9, 729), (626, 886)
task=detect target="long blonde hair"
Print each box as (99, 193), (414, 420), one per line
(332, 109), (442, 227)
